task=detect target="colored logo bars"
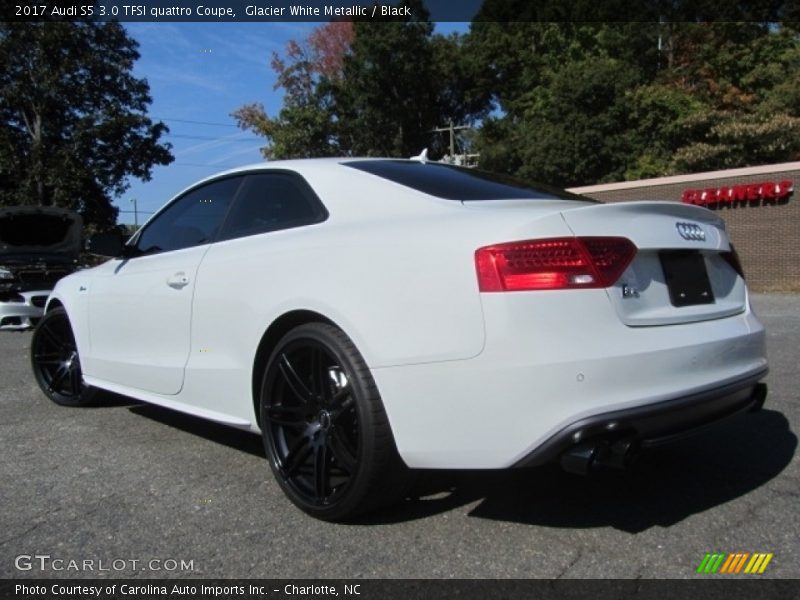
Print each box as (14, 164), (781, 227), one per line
(697, 552), (774, 574)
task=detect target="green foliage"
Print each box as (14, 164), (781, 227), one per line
(234, 0), (490, 160)
(335, 15), (438, 156)
(232, 21), (353, 159)
(240, 2), (800, 184)
(0, 22), (172, 229)
(336, 12), (489, 157)
(672, 112), (800, 171)
(624, 84), (710, 179)
(470, 19), (800, 185)
(471, 23), (654, 186)
(480, 55), (641, 187)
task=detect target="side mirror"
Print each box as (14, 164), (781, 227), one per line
(86, 232), (128, 258)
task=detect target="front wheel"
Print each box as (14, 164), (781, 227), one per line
(30, 307), (97, 407)
(260, 323), (409, 521)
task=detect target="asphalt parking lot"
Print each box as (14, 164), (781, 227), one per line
(1, 293), (797, 579)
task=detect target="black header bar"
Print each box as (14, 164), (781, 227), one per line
(2, 0), (796, 23)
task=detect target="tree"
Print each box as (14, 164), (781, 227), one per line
(234, 0), (490, 159)
(233, 21), (353, 159)
(470, 22), (652, 186)
(626, 23), (800, 176)
(336, 10), (443, 156)
(481, 57), (638, 186)
(468, 13), (800, 185)
(0, 21), (172, 229)
(623, 83), (710, 179)
(670, 112), (800, 172)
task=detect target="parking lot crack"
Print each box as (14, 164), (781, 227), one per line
(0, 522), (42, 547)
(555, 548), (584, 579)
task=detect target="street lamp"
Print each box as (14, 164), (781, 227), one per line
(130, 197), (138, 228)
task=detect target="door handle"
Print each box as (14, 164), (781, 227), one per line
(167, 272), (190, 289)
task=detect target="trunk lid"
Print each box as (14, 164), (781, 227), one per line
(559, 201), (746, 326)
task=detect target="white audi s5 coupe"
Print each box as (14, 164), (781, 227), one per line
(31, 158), (768, 520)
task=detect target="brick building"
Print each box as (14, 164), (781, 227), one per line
(568, 162), (800, 292)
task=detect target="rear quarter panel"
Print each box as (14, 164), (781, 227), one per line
(190, 204), (486, 372)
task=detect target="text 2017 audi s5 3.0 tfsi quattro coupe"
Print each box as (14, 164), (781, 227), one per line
(31, 158), (768, 520)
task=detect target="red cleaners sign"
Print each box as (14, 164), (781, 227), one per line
(682, 180), (793, 208)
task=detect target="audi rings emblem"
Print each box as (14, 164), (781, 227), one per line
(676, 222), (706, 242)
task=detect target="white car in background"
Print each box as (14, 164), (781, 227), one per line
(0, 206), (82, 330)
(30, 159), (768, 520)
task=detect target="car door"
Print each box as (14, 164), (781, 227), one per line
(182, 172), (329, 414)
(85, 176), (243, 395)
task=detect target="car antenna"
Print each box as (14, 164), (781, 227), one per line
(409, 148), (428, 163)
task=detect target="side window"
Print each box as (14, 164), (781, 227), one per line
(218, 172), (327, 241)
(135, 177), (243, 255)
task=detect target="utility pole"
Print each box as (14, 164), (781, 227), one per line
(432, 121), (477, 167)
(433, 120), (470, 158)
(130, 197), (138, 228)
(657, 16), (663, 71)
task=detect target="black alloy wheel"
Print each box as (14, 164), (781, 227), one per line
(260, 323), (408, 521)
(30, 307), (96, 406)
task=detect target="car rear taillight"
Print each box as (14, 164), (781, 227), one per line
(721, 244), (745, 279)
(475, 237), (637, 292)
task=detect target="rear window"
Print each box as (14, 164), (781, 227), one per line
(344, 160), (590, 202)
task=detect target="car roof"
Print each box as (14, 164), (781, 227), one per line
(149, 158), (428, 227)
(139, 157), (594, 233)
(199, 157), (379, 178)
(172, 158), (382, 196)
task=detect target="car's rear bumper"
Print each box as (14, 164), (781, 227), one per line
(373, 290), (768, 469)
(513, 371), (768, 468)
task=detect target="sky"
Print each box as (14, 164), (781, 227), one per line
(119, 22), (469, 225)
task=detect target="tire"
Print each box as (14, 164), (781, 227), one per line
(259, 322), (409, 521)
(30, 307), (97, 407)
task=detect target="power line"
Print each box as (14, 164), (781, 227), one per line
(166, 133), (262, 143)
(155, 116), (239, 128)
(174, 162), (245, 168)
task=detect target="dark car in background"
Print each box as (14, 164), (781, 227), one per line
(0, 206), (82, 330)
